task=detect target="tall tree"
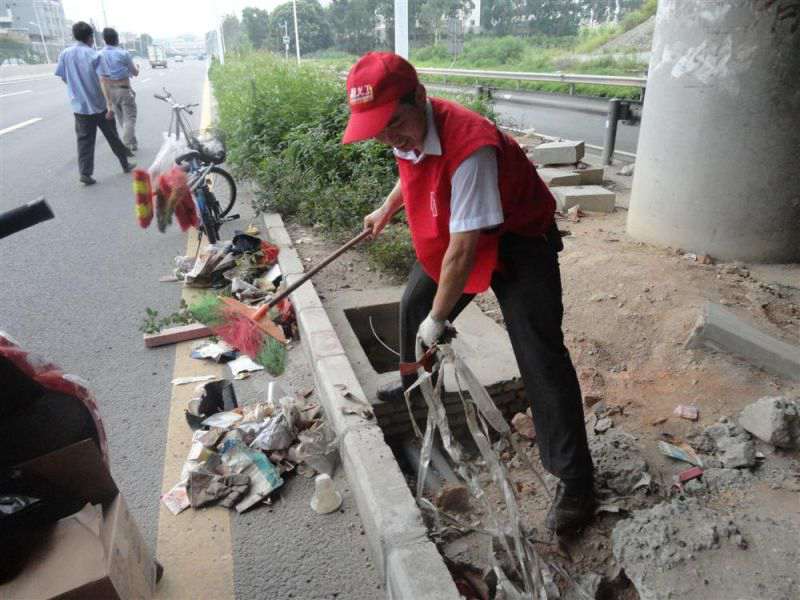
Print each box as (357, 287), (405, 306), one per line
(522, 0), (580, 36)
(480, 0), (518, 36)
(221, 14), (243, 51)
(242, 7), (270, 49)
(328, 0), (378, 54)
(268, 0), (333, 55)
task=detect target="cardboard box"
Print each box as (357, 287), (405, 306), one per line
(1, 441), (156, 599)
(0, 496), (156, 599)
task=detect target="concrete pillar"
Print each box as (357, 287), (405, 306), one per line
(627, 1), (800, 262)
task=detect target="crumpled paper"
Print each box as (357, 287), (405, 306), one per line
(221, 439), (283, 512)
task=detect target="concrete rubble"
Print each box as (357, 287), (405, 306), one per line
(693, 417), (756, 469)
(617, 162), (635, 176)
(531, 140), (585, 165)
(738, 396), (800, 449)
(588, 430), (649, 495)
(572, 166), (604, 185)
(552, 185), (616, 213)
(612, 498), (800, 600)
(536, 167), (582, 187)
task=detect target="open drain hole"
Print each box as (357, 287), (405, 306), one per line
(344, 302), (400, 374)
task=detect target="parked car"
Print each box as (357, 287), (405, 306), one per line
(174, 55), (184, 63)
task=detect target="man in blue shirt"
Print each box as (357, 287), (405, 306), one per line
(99, 27), (139, 153)
(55, 21), (134, 185)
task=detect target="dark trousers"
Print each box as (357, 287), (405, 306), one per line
(399, 229), (593, 488)
(74, 112), (129, 177)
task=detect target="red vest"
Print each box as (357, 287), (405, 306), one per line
(398, 98), (555, 293)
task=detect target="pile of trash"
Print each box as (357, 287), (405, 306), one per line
(175, 230), (282, 295)
(153, 229), (297, 376)
(161, 380), (339, 516)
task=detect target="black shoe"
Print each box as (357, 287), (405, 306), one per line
(377, 382), (406, 403)
(122, 160), (136, 173)
(545, 481), (596, 535)
(80, 175), (97, 185)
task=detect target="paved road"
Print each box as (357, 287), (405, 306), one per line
(0, 59), (380, 599)
(1, 61), (198, 547)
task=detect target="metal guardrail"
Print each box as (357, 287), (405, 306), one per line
(416, 67), (647, 90)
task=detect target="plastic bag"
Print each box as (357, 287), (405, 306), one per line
(149, 134), (189, 182)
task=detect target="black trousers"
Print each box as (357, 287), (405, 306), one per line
(74, 112), (129, 177)
(399, 229), (593, 488)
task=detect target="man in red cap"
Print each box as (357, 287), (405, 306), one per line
(343, 52), (594, 534)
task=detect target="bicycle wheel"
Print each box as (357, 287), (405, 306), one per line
(197, 189), (220, 244)
(206, 167), (236, 217)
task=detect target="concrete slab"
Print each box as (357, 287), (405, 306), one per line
(536, 168), (582, 187)
(686, 302), (800, 382)
(552, 185), (616, 213)
(572, 166), (604, 185)
(531, 140), (585, 165)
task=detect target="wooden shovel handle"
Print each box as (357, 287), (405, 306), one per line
(263, 229), (371, 312)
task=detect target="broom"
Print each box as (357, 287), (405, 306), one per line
(213, 229), (371, 371)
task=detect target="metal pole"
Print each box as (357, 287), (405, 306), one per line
(30, 20), (50, 63)
(601, 98), (620, 166)
(100, 0), (108, 27)
(394, 0), (409, 58)
(291, 0), (300, 63)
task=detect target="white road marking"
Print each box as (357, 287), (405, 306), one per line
(0, 90), (33, 98)
(0, 117), (42, 136)
(0, 74), (51, 85)
(140, 77), (151, 83)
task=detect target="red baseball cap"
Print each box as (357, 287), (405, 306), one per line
(342, 52), (419, 144)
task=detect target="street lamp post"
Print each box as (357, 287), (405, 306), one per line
(282, 21), (289, 61)
(30, 20), (50, 64)
(291, 0), (300, 63)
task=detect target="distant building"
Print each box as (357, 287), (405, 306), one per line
(0, 0), (68, 59)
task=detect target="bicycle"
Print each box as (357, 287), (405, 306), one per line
(154, 88), (238, 244)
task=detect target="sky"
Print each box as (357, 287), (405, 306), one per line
(61, 0), (288, 39)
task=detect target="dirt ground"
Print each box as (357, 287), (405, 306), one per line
(285, 150), (800, 599)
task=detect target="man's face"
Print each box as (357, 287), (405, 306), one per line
(374, 99), (427, 153)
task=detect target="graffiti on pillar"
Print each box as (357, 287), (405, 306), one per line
(754, 0), (799, 33)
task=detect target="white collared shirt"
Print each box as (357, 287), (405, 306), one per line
(393, 101), (504, 233)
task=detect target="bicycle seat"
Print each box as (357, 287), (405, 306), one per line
(175, 150), (202, 165)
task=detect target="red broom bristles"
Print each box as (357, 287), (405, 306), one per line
(213, 311), (265, 358)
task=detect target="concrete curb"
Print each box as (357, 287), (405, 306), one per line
(686, 302), (800, 382)
(263, 213), (461, 600)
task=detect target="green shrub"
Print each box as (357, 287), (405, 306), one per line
(209, 52), (342, 177)
(620, 0), (657, 33)
(413, 44), (450, 63)
(459, 36), (527, 67)
(367, 223), (415, 276)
